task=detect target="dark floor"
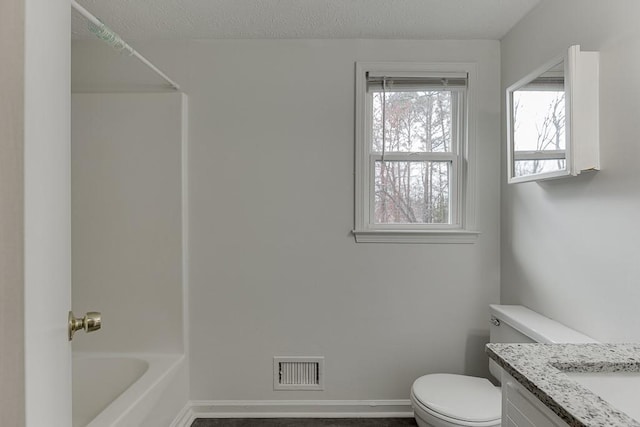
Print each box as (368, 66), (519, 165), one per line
(191, 419), (418, 427)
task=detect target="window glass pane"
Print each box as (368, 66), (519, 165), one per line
(374, 161), (450, 224)
(514, 159), (567, 177)
(372, 91), (453, 153)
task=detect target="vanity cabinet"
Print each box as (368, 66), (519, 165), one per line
(502, 372), (567, 427)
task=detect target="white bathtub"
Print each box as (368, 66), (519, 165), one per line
(73, 353), (183, 427)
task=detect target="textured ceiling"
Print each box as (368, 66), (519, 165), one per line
(71, 0), (540, 41)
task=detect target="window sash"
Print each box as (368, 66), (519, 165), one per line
(368, 156), (458, 228)
(369, 91), (462, 155)
(369, 153), (457, 162)
(365, 89), (465, 156)
(513, 150), (566, 161)
(363, 88), (464, 229)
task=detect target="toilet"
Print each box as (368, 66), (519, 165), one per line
(410, 305), (597, 427)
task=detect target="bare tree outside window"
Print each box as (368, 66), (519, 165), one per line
(512, 90), (566, 177)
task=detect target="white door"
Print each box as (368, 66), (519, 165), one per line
(23, 0), (72, 425)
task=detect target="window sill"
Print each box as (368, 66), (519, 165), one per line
(352, 229), (480, 244)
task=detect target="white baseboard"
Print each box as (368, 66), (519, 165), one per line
(171, 403), (196, 427)
(171, 400), (413, 427)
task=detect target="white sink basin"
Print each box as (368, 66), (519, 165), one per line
(566, 371), (640, 421)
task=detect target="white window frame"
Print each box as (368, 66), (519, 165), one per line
(353, 62), (479, 244)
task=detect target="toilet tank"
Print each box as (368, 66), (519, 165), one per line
(488, 305), (597, 381)
(489, 304), (596, 344)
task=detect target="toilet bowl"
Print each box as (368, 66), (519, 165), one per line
(410, 374), (501, 427)
(410, 305), (598, 427)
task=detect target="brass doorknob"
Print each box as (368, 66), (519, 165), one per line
(68, 311), (102, 341)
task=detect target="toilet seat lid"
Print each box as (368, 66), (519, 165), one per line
(412, 374), (501, 423)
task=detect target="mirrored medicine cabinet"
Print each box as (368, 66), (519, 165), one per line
(507, 45), (600, 183)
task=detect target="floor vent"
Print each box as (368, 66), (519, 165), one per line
(273, 356), (324, 390)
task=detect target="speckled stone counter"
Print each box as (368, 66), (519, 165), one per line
(486, 343), (640, 427)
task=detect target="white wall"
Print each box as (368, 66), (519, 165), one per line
(501, 0), (640, 341)
(72, 38), (501, 402)
(186, 39), (501, 400)
(71, 93), (184, 353)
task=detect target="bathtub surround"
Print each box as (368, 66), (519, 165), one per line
(487, 343), (640, 426)
(71, 92), (185, 354)
(500, 1), (640, 341)
(70, 91), (189, 425)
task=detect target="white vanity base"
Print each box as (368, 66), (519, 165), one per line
(502, 372), (566, 427)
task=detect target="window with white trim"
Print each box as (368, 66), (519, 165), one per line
(353, 62), (479, 243)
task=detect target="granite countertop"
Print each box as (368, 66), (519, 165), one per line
(486, 343), (640, 427)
